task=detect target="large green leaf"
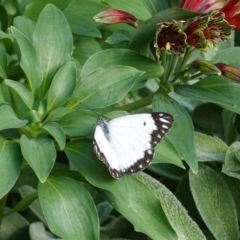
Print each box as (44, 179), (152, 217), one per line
(38, 175), (99, 240)
(153, 94), (198, 173)
(130, 8), (201, 53)
(32, 4), (73, 95)
(189, 164), (239, 240)
(4, 79), (34, 109)
(135, 173), (206, 239)
(0, 105), (28, 131)
(194, 132), (228, 162)
(59, 110), (97, 137)
(11, 26), (42, 95)
(0, 138), (22, 199)
(81, 49), (163, 90)
(20, 135), (56, 183)
(222, 142), (240, 180)
(175, 76), (240, 114)
(64, 140), (177, 240)
(47, 61), (76, 112)
(67, 66), (143, 109)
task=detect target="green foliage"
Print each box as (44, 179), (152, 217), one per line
(0, 1), (240, 239)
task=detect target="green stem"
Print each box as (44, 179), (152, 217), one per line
(170, 55), (180, 81)
(0, 194), (8, 222)
(115, 92), (156, 112)
(179, 47), (194, 72)
(189, 72), (204, 80)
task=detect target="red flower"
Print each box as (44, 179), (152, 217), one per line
(180, 0), (227, 13)
(185, 11), (233, 50)
(221, 0), (240, 29)
(154, 21), (188, 56)
(93, 9), (138, 28)
(215, 62), (240, 82)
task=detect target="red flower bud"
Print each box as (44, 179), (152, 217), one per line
(93, 9), (138, 28)
(215, 63), (240, 82)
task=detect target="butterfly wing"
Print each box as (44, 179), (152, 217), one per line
(94, 113), (173, 179)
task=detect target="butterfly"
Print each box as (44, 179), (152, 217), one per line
(93, 112), (174, 179)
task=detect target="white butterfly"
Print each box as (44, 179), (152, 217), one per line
(93, 113), (174, 179)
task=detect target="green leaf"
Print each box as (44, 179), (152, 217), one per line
(29, 222), (61, 240)
(130, 8), (201, 53)
(0, 44), (7, 79)
(153, 94), (198, 173)
(38, 175), (99, 240)
(106, 30), (131, 44)
(212, 47), (240, 67)
(222, 142), (240, 180)
(64, 140), (177, 240)
(81, 49), (163, 90)
(19, 185), (47, 225)
(189, 164), (239, 240)
(142, 0), (169, 15)
(0, 139), (22, 199)
(0, 209), (29, 239)
(11, 26), (42, 95)
(33, 4), (73, 95)
(194, 132), (228, 162)
(153, 137), (185, 168)
(175, 76), (240, 114)
(0, 105), (28, 131)
(63, 0), (105, 37)
(72, 37), (101, 75)
(20, 135), (56, 183)
(4, 192), (38, 216)
(67, 66), (143, 109)
(42, 122), (66, 150)
(223, 175), (240, 220)
(23, 0), (74, 21)
(44, 107), (74, 123)
(136, 173), (206, 240)
(4, 79), (34, 109)
(47, 61), (76, 112)
(13, 16), (36, 41)
(59, 110), (96, 137)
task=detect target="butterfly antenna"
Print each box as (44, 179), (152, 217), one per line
(79, 102), (100, 116)
(102, 90), (112, 116)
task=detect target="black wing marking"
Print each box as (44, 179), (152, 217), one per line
(93, 139), (122, 179)
(123, 113), (173, 175)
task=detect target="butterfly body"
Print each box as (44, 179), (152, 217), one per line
(93, 113), (173, 179)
